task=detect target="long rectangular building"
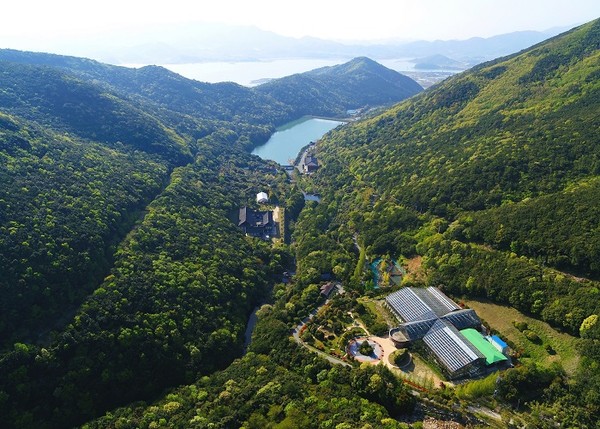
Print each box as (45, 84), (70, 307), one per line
(385, 287), (461, 322)
(423, 320), (486, 379)
(386, 287), (489, 379)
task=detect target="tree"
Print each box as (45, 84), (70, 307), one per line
(359, 340), (374, 356)
(580, 314), (598, 338)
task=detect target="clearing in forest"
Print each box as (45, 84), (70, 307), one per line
(463, 299), (580, 375)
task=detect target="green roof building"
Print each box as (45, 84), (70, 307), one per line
(460, 328), (508, 365)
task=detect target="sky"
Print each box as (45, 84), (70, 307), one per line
(1, 0), (599, 50)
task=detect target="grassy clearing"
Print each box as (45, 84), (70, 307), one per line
(394, 352), (442, 390)
(357, 298), (394, 334)
(463, 299), (580, 375)
(369, 299), (398, 326)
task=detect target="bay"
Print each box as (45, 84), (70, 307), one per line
(161, 58), (349, 86)
(252, 117), (345, 165)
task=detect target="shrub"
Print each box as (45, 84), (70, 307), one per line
(513, 321), (528, 332)
(455, 373), (497, 399)
(389, 349), (410, 367)
(524, 330), (541, 343)
(371, 321), (390, 336)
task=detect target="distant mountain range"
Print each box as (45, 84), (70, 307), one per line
(0, 49), (421, 130)
(9, 21), (572, 68)
(412, 54), (468, 70)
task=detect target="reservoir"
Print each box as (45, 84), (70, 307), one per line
(252, 117), (345, 165)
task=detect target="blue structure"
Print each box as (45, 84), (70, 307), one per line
(370, 258), (405, 288)
(489, 335), (508, 354)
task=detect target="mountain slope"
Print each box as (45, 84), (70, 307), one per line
(303, 19), (600, 425)
(0, 60), (192, 163)
(0, 111), (170, 349)
(318, 19), (600, 215)
(461, 177), (600, 277)
(256, 57), (423, 117)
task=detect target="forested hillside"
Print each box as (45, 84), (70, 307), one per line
(0, 51), (426, 428)
(0, 145), (288, 428)
(318, 21), (599, 215)
(0, 51), (419, 351)
(0, 61), (191, 163)
(0, 112), (170, 349)
(2, 18), (600, 428)
(301, 18), (600, 427)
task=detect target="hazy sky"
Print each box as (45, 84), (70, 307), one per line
(1, 0), (599, 46)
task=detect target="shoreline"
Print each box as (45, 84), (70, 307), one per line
(272, 115), (348, 131)
(251, 116), (347, 165)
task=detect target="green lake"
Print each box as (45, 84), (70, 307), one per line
(251, 117), (345, 165)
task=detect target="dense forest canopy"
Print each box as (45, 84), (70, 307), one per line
(1, 17), (600, 429)
(0, 112), (170, 349)
(0, 51), (424, 428)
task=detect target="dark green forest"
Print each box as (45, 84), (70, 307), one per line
(0, 112), (170, 348)
(0, 51), (424, 428)
(2, 17), (600, 429)
(460, 177), (600, 277)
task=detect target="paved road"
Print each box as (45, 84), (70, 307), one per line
(243, 306), (260, 354)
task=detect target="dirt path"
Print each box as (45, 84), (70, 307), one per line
(292, 299), (352, 368)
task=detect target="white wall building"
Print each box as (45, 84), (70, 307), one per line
(256, 192), (269, 204)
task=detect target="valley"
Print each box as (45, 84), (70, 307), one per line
(1, 16), (600, 429)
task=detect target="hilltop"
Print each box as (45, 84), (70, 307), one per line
(256, 57), (423, 117)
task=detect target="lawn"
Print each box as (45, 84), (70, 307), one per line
(357, 298), (396, 335)
(463, 299), (580, 375)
